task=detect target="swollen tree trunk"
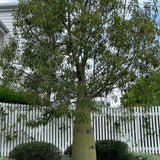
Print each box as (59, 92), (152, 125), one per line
(72, 81), (96, 160)
(72, 104), (96, 160)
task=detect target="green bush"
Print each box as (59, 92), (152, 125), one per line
(64, 140), (134, 160)
(0, 157), (9, 160)
(64, 145), (72, 158)
(0, 86), (40, 104)
(9, 141), (61, 160)
(96, 140), (134, 160)
(132, 152), (160, 160)
(61, 155), (71, 160)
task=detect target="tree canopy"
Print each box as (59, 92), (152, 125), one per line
(0, 85), (40, 104)
(121, 69), (160, 107)
(0, 0), (160, 160)
(1, 0), (160, 106)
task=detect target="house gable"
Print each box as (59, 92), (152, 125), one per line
(0, 20), (9, 34)
(0, 3), (18, 48)
(0, 20), (9, 48)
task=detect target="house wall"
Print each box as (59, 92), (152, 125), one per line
(0, 4), (15, 44)
(0, 32), (4, 48)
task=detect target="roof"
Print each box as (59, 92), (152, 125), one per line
(0, 3), (18, 33)
(0, 20), (9, 33)
(0, 3), (18, 11)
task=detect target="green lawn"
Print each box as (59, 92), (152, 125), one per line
(1, 153), (160, 160)
(132, 152), (160, 160)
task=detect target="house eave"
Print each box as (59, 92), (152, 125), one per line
(0, 3), (18, 11)
(0, 20), (9, 33)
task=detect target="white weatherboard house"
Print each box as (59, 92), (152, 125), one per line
(0, 20), (9, 48)
(0, 3), (16, 47)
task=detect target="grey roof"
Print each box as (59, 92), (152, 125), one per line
(0, 20), (9, 33)
(0, 3), (18, 10)
(0, 3), (18, 33)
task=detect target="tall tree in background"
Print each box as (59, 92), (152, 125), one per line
(0, 0), (160, 160)
(121, 69), (160, 107)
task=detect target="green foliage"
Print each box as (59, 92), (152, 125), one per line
(9, 141), (61, 160)
(1, 156), (72, 160)
(0, 157), (14, 160)
(0, 86), (40, 105)
(0, 0), (159, 113)
(96, 140), (134, 160)
(5, 132), (17, 141)
(1, 1), (160, 159)
(132, 152), (160, 160)
(61, 155), (71, 160)
(64, 145), (72, 158)
(121, 69), (160, 107)
(0, 157), (9, 160)
(64, 141), (160, 160)
(64, 140), (134, 160)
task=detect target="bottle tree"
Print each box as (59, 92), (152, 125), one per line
(0, 0), (160, 160)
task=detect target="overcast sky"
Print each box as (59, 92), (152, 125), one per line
(0, 0), (18, 3)
(0, 0), (159, 14)
(0, 0), (155, 3)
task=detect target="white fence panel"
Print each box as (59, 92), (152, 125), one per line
(0, 103), (160, 156)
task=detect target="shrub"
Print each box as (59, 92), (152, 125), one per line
(61, 155), (71, 160)
(0, 86), (40, 105)
(96, 140), (134, 160)
(0, 157), (9, 160)
(64, 145), (72, 158)
(132, 152), (160, 160)
(64, 140), (134, 160)
(9, 141), (61, 160)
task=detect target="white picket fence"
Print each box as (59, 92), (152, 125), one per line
(0, 103), (160, 156)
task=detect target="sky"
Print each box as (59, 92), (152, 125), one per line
(0, 0), (159, 19)
(0, 0), (157, 3)
(0, 0), (18, 3)
(0, 0), (159, 5)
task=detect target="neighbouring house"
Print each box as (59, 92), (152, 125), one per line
(0, 3), (17, 47)
(0, 20), (9, 48)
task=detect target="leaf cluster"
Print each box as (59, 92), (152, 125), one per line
(9, 141), (62, 160)
(121, 69), (160, 107)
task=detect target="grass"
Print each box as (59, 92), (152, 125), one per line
(132, 152), (160, 160)
(0, 153), (160, 160)
(0, 157), (9, 160)
(61, 155), (71, 160)
(0, 156), (71, 160)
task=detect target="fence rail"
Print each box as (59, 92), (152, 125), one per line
(0, 103), (160, 156)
